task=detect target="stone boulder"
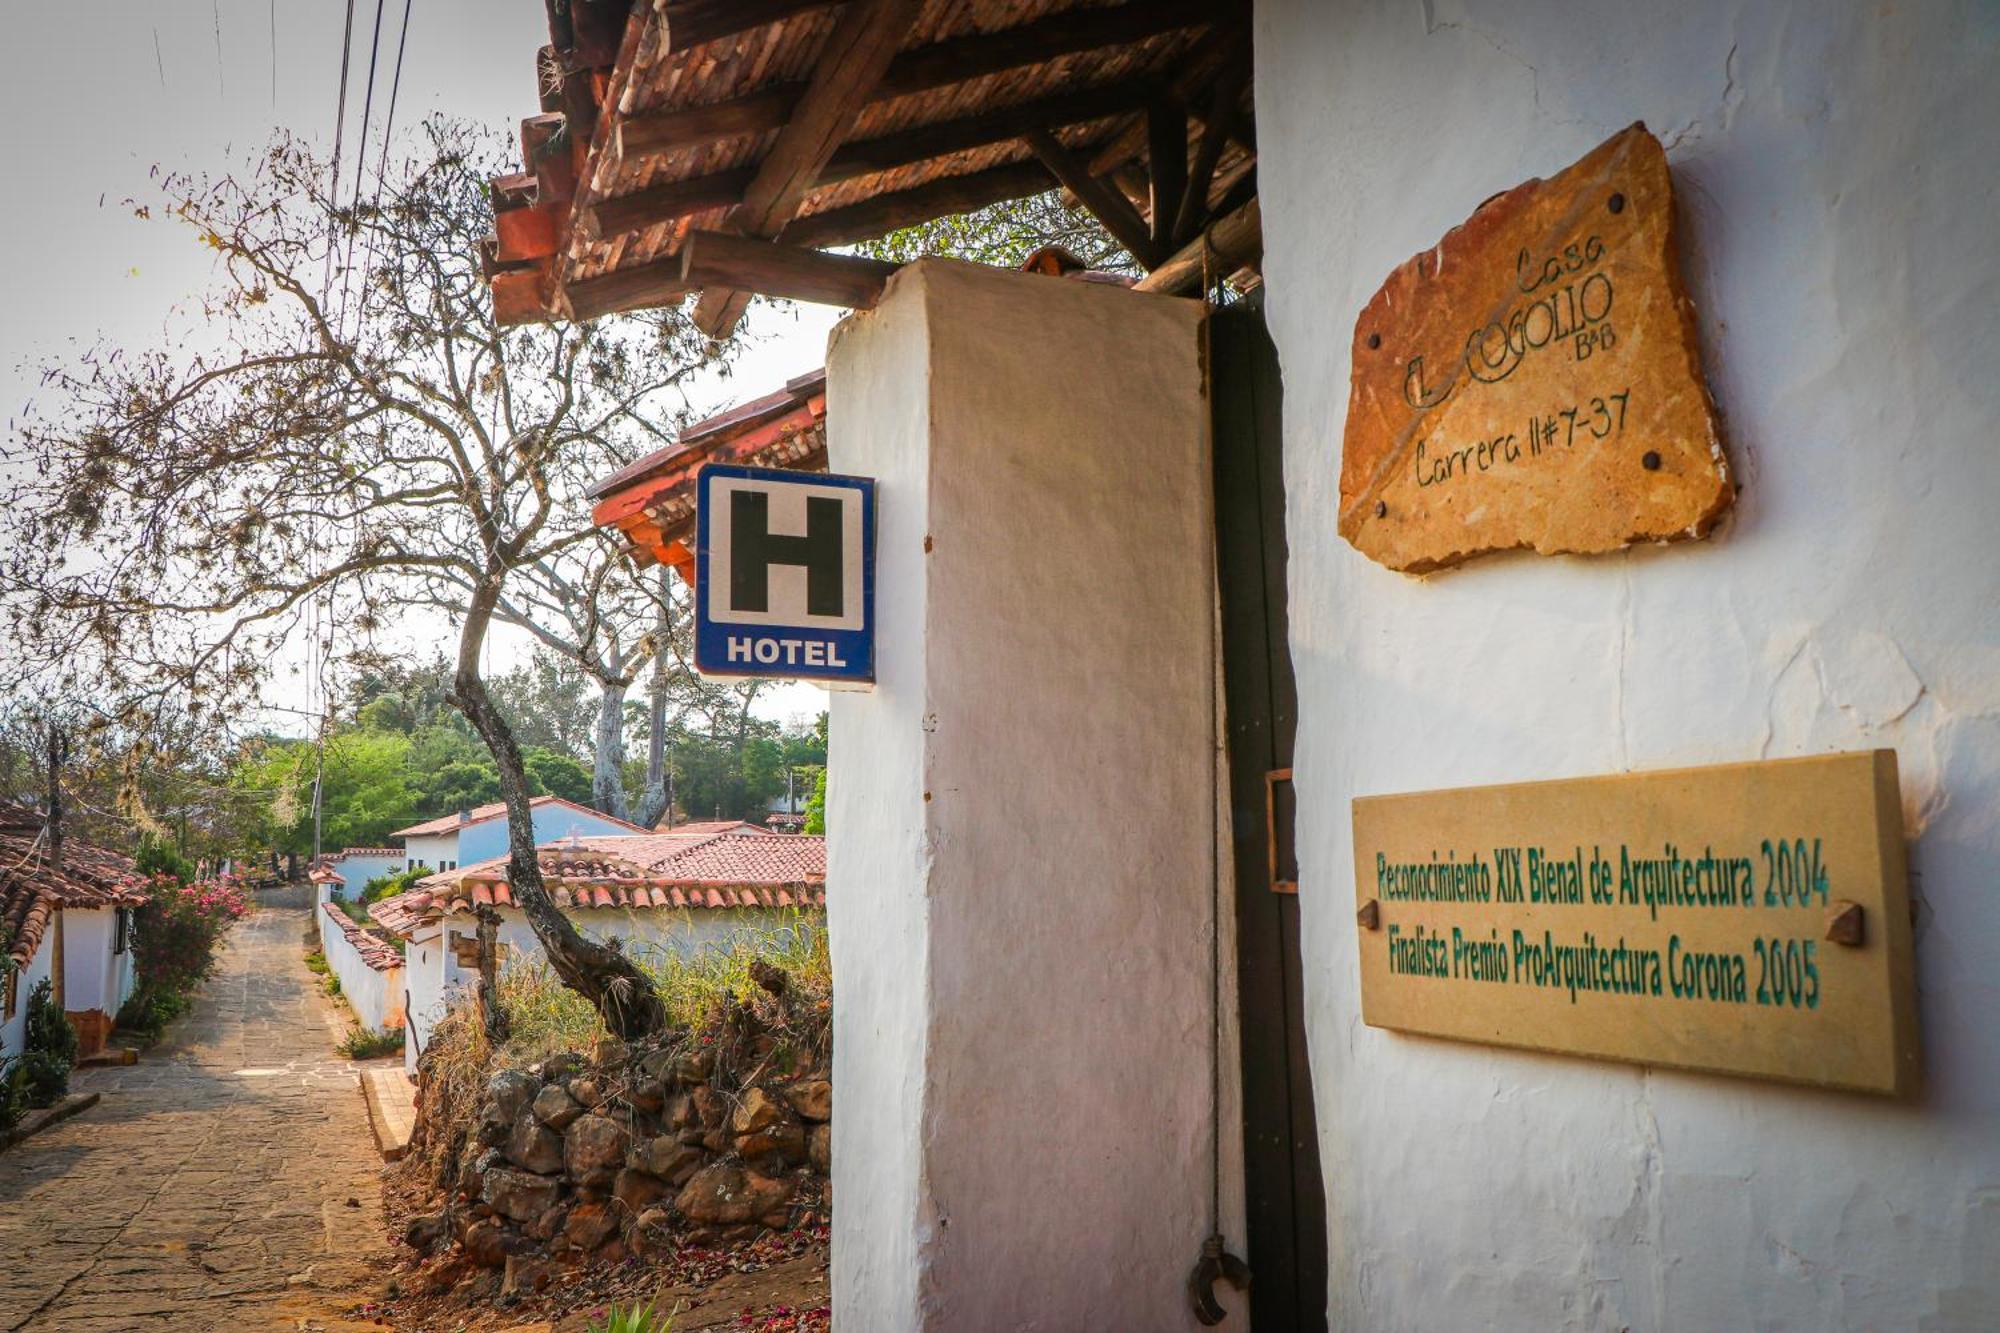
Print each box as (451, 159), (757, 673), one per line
(564, 1201), (617, 1251)
(674, 1164), (791, 1226)
(485, 1069), (538, 1130)
(782, 1079), (832, 1122)
(613, 1168), (668, 1215)
(532, 1083), (583, 1130)
(505, 1113), (564, 1175)
(461, 1218), (511, 1269)
(808, 1123), (831, 1173)
(628, 1134), (703, 1183)
(563, 1114), (630, 1177)
(732, 1086), (805, 1162)
(481, 1166), (562, 1223)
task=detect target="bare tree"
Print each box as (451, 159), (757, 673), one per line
(0, 119), (727, 1036)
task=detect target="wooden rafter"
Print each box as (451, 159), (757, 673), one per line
(1146, 99), (1188, 251)
(591, 77), (1157, 241)
(691, 0), (922, 336)
(1172, 57), (1247, 245)
(657, 0), (845, 52)
(1025, 129), (1165, 269)
(680, 232), (898, 310)
(613, 0), (1217, 164)
(780, 160), (1055, 249)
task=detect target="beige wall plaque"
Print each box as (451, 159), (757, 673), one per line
(1350, 751), (1918, 1094)
(1339, 124), (1733, 573)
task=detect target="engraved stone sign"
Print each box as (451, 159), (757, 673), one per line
(1339, 124), (1733, 573)
(1350, 751), (1919, 1095)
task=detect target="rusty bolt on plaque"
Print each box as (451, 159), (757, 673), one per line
(1825, 900), (1866, 947)
(1356, 899), (1381, 931)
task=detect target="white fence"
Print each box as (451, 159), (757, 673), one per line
(318, 903), (405, 1034)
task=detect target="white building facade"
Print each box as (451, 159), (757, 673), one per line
(392, 795), (648, 872)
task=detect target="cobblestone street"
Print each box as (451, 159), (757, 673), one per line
(0, 894), (392, 1331)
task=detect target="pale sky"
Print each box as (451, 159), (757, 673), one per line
(1, 2), (836, 736)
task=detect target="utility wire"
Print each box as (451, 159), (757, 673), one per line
(338, 0), (391, 336)
(352, 0), (416, 341)
(322, 0), (360, 314)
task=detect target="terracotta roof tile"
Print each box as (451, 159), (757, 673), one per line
(321, 903), (404, 973)
(0, 805), (149, 966)
(369, 831), (826, 938)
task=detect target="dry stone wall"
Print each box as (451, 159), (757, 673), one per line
(408, 1034), (831, 1289)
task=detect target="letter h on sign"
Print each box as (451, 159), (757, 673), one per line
(695, 463), (875, 686)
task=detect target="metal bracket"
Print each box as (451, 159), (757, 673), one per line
(1188, 1233), (1251, 1324)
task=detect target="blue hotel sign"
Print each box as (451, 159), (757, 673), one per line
(694, 463), (875, 686)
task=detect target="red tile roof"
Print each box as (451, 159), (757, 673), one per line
(330, 846), (403, 858)
(369, 831), (825, 938)
(0, 804), (148, 966)
(652, 819), (772, 837)
(389, 794), (649, 839)
(321, 903), (405, 973)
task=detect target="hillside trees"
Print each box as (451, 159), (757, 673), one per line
(0, 118), (711, 1036)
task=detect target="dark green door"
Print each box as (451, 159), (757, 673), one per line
(1211, 294), (1328, 1331)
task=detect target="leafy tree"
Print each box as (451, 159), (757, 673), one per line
(523, 747), (592, 805)
(804, 766), (827, 836)
(0, 120), (720, 1036)
(489, 650), (597, 763)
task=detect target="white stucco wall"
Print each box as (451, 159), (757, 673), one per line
(402, 832), (458, 871)
(59, 907), (133, 1020)
(826, 260), (1220, 1330)
(318, 905), (403, 1034)
(1257, 2), (2000, 1328)
(1, 935), (56, 1059)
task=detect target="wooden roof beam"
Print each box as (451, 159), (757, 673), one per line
(564, 256), (690, 320)
(681, 231), (898, 310)
(1133, 195), (1260, 296)
(1026, 129), (1166, 270)
(657, 0), (846, 53)
(1172, 57), (1248, 245)
(615, 0), (1220, 162)
(593, 77), (1155, 240)
(691, 0), (922, 337)
(780, 159), (1056, 249)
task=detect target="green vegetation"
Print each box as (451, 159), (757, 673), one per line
(303, 949), (330, 976)
(496, 915), (830, 1062)
(804, 766), (827, 836)
(338, 1026), (405, 1060)
(19, 978), (78, 1108)
(587, 1301), (674, 1333)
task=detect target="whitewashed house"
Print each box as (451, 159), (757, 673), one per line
(317, 847), (407, 900)
(1, 805), (148, 1059)
(391, 795), (647, 873)
(371, 829), (824, 1073)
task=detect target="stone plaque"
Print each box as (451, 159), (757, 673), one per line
(1351, 751), (1918, 1094)
(1339, 124), (1732, 573)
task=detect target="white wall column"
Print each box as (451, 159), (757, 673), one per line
(826, 259), (1219, 1330)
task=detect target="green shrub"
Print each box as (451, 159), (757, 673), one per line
(338, 1026), (404, 1060)
(324, 973), (342, 997)
(0, 1056), (28, 1132)
(21, 978), (78, 1107)
(359, 866), (426, 906)
(588, 1300), (673, 1333)
(303, 949), (330, 975)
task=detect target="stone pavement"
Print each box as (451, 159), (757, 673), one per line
(0, 892), (393, 1331)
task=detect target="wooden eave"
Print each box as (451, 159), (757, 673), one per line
(484, 0), (1260, 334)
(588, 369), (830, 579)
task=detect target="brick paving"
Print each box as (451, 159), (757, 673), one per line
(0, 892), (393, 1331)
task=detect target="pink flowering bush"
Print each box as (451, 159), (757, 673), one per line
(117, 875), (249, 1038)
